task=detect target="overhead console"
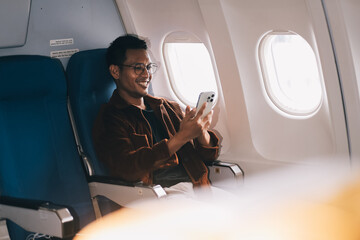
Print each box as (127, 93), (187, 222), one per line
(0, 0), (31, 48)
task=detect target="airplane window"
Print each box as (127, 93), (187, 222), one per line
(259, 33), (323, 116)
(163, 42), (218, 107)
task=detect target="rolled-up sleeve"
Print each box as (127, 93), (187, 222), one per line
(193, 130), (220, 161)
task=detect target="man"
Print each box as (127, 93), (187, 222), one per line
(93, 34), (219, 192)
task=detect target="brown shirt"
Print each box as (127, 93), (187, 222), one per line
(92, 90), (220, 186)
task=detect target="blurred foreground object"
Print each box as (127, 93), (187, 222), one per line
(75, 163), (360, 240)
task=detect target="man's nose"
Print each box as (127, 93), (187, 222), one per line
(141, 68), (151, 78)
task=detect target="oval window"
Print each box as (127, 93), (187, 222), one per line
(163, 41), (218, 107)
(259, 32), (323, 115)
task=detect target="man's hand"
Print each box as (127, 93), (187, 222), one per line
(196, 106), (214, 146)
(167, 103), (214, 155)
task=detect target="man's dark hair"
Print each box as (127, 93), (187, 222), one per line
(106, 34), (148, 68)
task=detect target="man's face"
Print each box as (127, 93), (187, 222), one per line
(112, 49), (152, 100)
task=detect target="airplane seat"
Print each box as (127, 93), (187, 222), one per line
(66, 48), (156, 177)
(66, 49), (165, 217)
(0, 55), (96, 239)
(66, 48), (115, 177)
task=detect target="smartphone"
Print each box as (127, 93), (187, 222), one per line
(195, 91), (216, 118)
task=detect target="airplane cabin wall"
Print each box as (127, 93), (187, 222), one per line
(212, 0), (350, 174)
(114, 0), (351, 176)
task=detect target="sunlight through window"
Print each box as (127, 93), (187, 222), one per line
(164, 42), (218, 106)
(259, 33), (323, 115)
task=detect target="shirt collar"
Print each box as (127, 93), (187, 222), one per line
(108, 89), (164, 110)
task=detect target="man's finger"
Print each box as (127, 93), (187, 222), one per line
(185, 105), (191, 115)
(185, 106), (197, 119)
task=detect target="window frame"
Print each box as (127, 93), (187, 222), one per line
(162, 32), (219, 107)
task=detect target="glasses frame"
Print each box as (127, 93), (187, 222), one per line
(120, 63), (158, 75)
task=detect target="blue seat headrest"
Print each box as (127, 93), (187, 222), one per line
(0, 55), (66, 99)
(67, 49), (114, 101)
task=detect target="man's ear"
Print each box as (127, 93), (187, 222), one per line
(109, 65), (120, 80)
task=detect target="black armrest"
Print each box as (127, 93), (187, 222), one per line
(88, 175), (138, 187)
(0, 196), (75, 238)
(0, 196), (48, 210)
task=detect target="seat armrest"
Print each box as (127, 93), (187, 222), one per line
(0, 196), (75, 238)
(88, 176), (166, 207)
(206, 160), (244, 189)
(206, 160), (244, 177)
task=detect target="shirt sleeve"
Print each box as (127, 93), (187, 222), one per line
(193, 130), (220, 161)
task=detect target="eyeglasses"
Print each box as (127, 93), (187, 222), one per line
(120, 63), (158, 75)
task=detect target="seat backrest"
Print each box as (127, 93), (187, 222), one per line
(0, 55), (95, 239)
(66, 49), (116, 176)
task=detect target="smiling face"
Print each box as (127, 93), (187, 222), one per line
(109, 49), (152, 106)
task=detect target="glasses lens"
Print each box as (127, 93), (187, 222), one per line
(133, 64), (145, 75)
(147, 63), (158, 74)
